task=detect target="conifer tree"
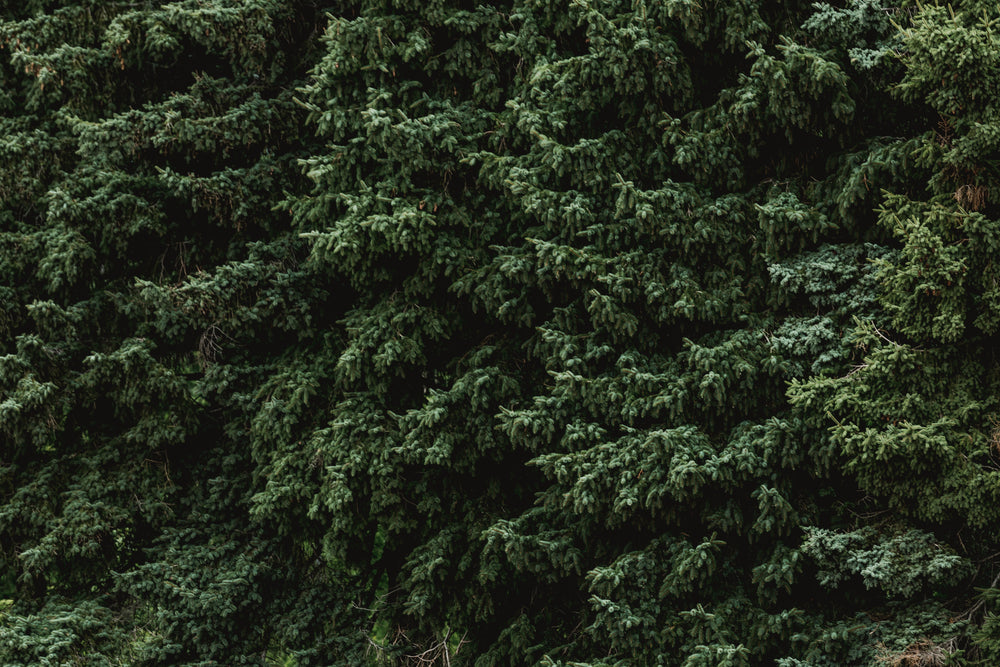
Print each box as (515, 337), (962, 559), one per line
(0, 1), (997, 665)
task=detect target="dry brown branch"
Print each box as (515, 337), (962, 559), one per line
(955, 184), (988, 211)
(875, 638), (952, 667)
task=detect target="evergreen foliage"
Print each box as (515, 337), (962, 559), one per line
(1, 0), (999, 665)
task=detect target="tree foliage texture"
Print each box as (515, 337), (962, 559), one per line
(0, 0), (999, 665)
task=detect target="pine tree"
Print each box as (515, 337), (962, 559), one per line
(0, 0), (996, 665)
(0, 1), (343, 664)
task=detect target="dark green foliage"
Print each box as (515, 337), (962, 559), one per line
(2, 0), (1000, 665)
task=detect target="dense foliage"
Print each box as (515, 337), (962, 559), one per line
(1, 0), (999, 664)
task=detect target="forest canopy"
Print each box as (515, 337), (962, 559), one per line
(1, 0), (1000, 665)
